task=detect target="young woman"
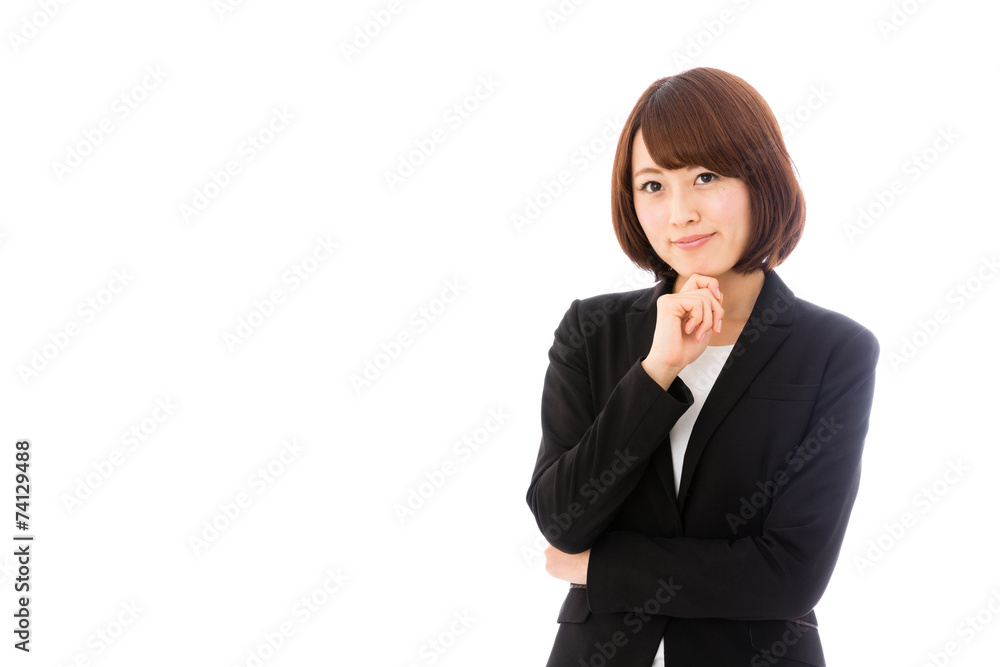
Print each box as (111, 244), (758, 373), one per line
(526, 68), (879, 666)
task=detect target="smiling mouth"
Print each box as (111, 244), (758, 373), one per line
(673, 233), (714, 249)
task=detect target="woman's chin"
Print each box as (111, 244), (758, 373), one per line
(670, 265), (720, 280)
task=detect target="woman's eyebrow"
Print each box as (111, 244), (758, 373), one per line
(633, 165), (700, 178)
(633, 166), (663, 179)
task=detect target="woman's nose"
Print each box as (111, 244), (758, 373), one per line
(668, 189), (699, 226)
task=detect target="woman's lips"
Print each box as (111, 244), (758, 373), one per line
(673, 233), (714, 250)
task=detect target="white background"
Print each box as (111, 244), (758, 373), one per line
(1, 0), (998, 665)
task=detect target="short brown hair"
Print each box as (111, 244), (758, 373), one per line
(611, 67), (805, 281)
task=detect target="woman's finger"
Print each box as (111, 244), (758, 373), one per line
(684, 298), (704, 335)
(679, 273), (723, 302)
(711, 296), (725, 333)
(664, 293), (712, 337)
(697, 295), (715, 341)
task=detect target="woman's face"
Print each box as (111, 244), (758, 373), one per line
(631, 128), (753, 282)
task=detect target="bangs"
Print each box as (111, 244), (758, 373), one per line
(637, 82), (746, 178)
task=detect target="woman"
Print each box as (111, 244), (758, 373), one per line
(525, 67), (879, 666)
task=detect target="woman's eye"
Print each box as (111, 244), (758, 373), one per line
(639, 180), (661, 192)
(697, 172), (718, 184)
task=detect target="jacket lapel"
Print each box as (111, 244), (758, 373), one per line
(625, 270), (797, 514)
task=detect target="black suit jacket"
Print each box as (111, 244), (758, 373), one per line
(526, 270), (879, 666)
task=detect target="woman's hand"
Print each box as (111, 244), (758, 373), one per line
(544, 544), (590, 585)
(645, 273), (725, 375)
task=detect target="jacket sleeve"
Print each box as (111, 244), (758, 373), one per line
(525, 297), (693, 554)
(585, 326), (880, 620)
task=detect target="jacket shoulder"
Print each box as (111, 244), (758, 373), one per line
(574, 282), (657, 315)
(547, 283), (655, 365)
(791, 295), (879, 356)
